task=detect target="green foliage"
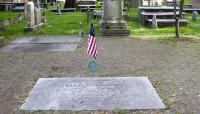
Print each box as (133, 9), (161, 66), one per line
(114, 108), (127, 114)
(96, 1), (101, 9)
(184, 0), (190, 4)
(1, 6), (200, 43)
(0, 11), (19, 21)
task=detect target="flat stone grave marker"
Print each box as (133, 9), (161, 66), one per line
(0, 44), (77, 52)
(11, 36), (81, 44)
(21, 77), (165, 110)
(0, 36), (80, 52)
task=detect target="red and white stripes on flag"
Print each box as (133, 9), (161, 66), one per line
(87, 24), (97, 59)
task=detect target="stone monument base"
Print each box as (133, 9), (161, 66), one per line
(24, 23), (44, 32)
(100, 20), (130, 36)
(101, 29), (130, 36)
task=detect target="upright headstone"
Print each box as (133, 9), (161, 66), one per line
(101, 0), (130, 36)
(24, 1), (44, 32)
(3, 19), (10, 27)
(103, 0), (123, 21)
(35, 8), (41, 25)
(152, 15), (158, 28)
(36, 0), (40, 7)
(56, 0), (62, 15)
(192, 11), (198, 21)
(27, 2), (35, 27)
(17, 13), (23, 23)
(24, 0), (28, 19)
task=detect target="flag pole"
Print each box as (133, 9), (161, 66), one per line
(87, 23), (98, 77)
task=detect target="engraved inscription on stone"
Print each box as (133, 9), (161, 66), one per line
(21, 77), (165, 110)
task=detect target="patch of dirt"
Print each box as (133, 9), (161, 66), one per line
(176, 37), (194, 42)
(0, 36), (200, 114)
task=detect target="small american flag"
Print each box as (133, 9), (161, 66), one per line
(87, 24), (97, 59)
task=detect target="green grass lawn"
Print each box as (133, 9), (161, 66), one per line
(0, 5), (200, 43)
(0, 7), (99, 43)
(0, 11), (20, 21)
(127, 7), (200, 38)
(38, 10), (100, 35)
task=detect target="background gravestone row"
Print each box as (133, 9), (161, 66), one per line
(0, 15), (25, 31)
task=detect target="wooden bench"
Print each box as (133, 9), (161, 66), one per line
(147, 19), (188, 26)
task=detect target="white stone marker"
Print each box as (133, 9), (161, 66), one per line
(24, 0), (28, 19)
(20, 77), (165, 110)
(27, 2), (35, 27)
(192, 11), (198, 21)
(103, 0), (123, 21)
(152, 15), (158, 28)
(35, 8), (41, 25)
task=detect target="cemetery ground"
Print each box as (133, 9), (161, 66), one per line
(1, 7), (200, 42)
(0, 6), (200, 114)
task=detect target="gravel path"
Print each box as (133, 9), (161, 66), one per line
(0, 36), (200, 113)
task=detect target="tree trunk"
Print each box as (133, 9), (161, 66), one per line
(174, 0), (178, 38)
(175, 18), (179, 38)
(174, 0), (184, 39)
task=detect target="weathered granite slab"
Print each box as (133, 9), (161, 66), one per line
(0, 44), (77, 52)
(11, 36), (81, 44)
(20, 77), (165, 110)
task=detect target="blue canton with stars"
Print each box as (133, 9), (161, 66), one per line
(89, 23), (95, 37)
